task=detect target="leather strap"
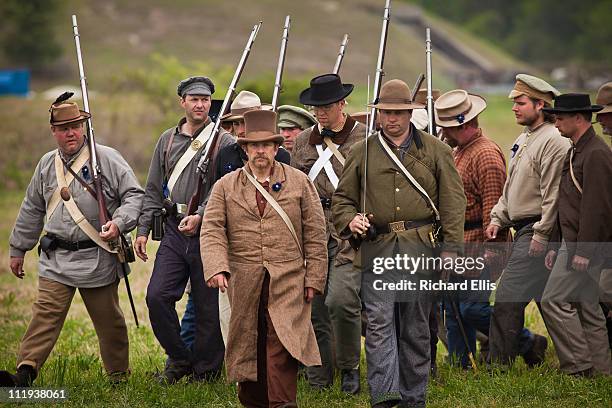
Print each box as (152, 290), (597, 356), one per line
(54, 152), (117, 253)
(167, 121), (214, 197)
(377, 133), (441, 221)
(243, 168), (303, 258)
(47, 148), (90, 220)
(323, 136), (346, 166)
(569, 147), (582, 194)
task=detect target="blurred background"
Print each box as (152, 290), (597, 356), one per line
(0, 0), (610, 190)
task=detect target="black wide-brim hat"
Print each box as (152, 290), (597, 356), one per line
(542, 93), (603, 114)
(299, 73), (354, 106)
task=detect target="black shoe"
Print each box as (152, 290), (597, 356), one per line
(155, 359), (193, 384)
(522, 334), (548, 367)
(373, 400), (399, 408)
(108, 371), (129, 385)
(570, 367), (594, 378)
(0, 365), (37, 387)
(191, 369), (222, 383)
(340, 368), (360, 395)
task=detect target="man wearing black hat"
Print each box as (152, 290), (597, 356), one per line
(291, 73), (366, 393)
(0, 94), (144, 386)
(136, 76), (232, 383)
(540, 94), (612, 376)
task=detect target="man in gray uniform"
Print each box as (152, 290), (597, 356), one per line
(135, 76), (233, 383)
(0, 95), (144, 387)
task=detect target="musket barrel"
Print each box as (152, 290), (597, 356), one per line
(204, 22), (262, 158)
(332, 33), (349, 75)
(272, 16), (290, 111)
(72, 15), (103, 187)
(426, 28), (435, 136)
(368, 0), (391, 135)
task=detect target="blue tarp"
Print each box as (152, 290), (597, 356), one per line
(0, 69), (30, 97)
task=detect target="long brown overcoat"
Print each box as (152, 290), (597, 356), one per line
(200, 161), (328, 382)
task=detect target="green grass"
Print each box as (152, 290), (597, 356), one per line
(1, 192), (611, 407)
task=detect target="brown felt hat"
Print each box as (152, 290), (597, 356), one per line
(596, 81), (612, 114)
(237, 110), (284, 146)
(368, 79), (425, 110)
(414, 88), (441, 105)
(49, 101), (91, 126)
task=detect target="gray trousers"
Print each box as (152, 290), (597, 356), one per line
(489, 225), (550, 364)
(541, 242), (612, 375)
(364, 288), (432, 407)
(307, 238), (362, 385)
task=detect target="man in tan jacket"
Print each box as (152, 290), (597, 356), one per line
(486, 74), (570, 366)
(202, 110), (327, 407)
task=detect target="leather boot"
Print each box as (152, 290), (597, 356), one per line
(0, 365), (37, 387)
(522, 334), (547, 367)
(340, 368), (360, 394)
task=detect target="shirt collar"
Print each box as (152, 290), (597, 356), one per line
(573, 126), (596, 152)
(175, 117), (211, 138)
(309, 115), (356, 146)
(380, 123), (423, 150)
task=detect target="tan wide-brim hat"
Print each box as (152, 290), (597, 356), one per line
(596, 81), (612, 114)
(49, 102), (91, 126)
(237, 110), (284, 146)
(435, 90), (486, 128)
(221, 90), (264, 122)
(368, 79), (425, 110)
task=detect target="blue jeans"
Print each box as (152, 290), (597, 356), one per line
(445, 300), (533, 368)
(180, 292), (196, 351)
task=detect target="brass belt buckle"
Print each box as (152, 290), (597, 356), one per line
(389, 221), (405, 233)
(176, 203), (187, 216)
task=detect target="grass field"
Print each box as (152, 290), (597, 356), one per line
(1, 189), (611, 406)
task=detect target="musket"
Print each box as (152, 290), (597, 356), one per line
(426, 28), (437, 136)
(332, 34), (349, 75)
(72, 15), (139, 327)
(368, 0), (391, 135)
(410, 73), (425, 102)
(187, 22), (263, 214)
(271, 16), (290, 111)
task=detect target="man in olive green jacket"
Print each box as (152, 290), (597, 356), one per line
(332, 79), (465, 408)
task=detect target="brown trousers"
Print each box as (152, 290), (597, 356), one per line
(238, 273), (298, 408)
(17, 277), (129, 375)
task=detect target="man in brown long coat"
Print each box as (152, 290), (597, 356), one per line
(201, 109), (328, 407)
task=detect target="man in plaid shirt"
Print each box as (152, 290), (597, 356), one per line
(435, 90), (542, 368)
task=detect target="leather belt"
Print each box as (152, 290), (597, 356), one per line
(512, 216), (541, 232)
(376, 219), (433, 235)
(464, 219), (483, 231)
(55, 236), (97, 251)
